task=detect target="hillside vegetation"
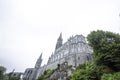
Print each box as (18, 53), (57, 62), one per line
(70, 30), (120, 80)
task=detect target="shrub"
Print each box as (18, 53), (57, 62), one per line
(101, 72), (120, 80)
(70, 62), (99, 80)
(37, 69), (54, 80)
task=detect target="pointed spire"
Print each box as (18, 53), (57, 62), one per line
(35, 53), (43, 68)
(55, 33), (63, 50)
(58, 32), (62, 40)
(39, 53), (42, 59)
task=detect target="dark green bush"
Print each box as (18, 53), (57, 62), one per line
(70, 62), (99, 80)
(37, 69), (54, 80)
(101, 72), (120, 80)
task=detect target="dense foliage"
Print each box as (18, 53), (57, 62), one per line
(101, 72), (120, 80)
(70, 62), (99, 80)
(0, 66), (21, 80)
(70, 30), (120, 80)
(0, 66), (6, 80)
(9, 77), (20, 80)
(37, 69), (55, 80)
(87, 30), (120, 71)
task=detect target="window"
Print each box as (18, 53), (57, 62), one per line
(78, 57), (80, 60)
(86, 56), (89, 61)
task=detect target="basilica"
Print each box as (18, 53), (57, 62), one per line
(23, 33), (93, 80)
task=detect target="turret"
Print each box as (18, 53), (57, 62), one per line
(35, 53), (42, 68)
(55, 33), (63, 50)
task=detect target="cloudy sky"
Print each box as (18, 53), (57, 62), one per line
(0, 0), (120, 72)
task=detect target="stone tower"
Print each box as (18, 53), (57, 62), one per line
(55, 33), (63, 50)
(35, 53), (42, 68)
(29, 53), (43, 80)
(23, 34), (93, 80)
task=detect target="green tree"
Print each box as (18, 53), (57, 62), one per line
(37, 69), (54, 80)
(0, 66), (6, 80)
(87, 30), (120, 71)
(101, 72), (120, 80)
(70, 62), (99, 80)
(9, 77), (20, 80)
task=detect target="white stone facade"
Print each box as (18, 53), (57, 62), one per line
(45, 35), (92, 69)
(23, 34), (93, 80)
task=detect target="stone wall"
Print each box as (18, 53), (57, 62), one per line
(23, 34), (93, 80)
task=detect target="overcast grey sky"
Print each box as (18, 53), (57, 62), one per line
(0, 0), (120, 72)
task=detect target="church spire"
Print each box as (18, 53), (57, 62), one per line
(58, 33), (62, 41)
(35, 53), (42, 68)
(55, 33), (63, 50)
